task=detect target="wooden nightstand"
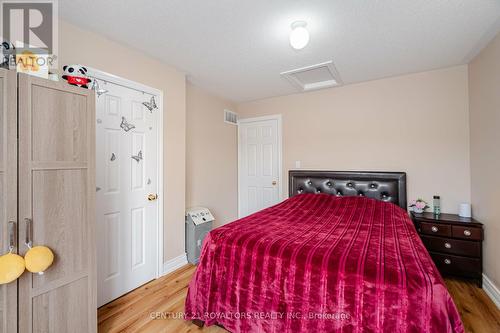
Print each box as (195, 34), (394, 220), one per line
(411, 212), (483, 287)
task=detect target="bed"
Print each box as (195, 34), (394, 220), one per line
(185, 171), (464, 333)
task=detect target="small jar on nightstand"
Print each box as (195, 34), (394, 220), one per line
(411, 212), (484, 287)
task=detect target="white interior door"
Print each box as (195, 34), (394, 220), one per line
(96, 81), (159, 307)
(238, 116), (281, 217)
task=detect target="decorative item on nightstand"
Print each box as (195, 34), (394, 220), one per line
(411, 212), (483, 287)
(459, 203), (472, 218)
(433, 195), (441, 216)
(409, 198), (429, 213)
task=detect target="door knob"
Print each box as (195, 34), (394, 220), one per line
(272, 181), (277, 186)
(148, 194), (158, 201)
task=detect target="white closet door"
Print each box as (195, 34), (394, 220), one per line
(238, 117), (281, 217)
(96, 82), (159, 307)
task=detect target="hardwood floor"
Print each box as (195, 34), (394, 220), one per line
(445, 279), (500, 333)
(98, 264), (500, 332)
(98, 265), (225, 333)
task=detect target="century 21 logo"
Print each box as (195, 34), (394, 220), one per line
(1, 1), (56, 54)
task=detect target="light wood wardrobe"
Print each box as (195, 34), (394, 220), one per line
(0, 69), (96, 333)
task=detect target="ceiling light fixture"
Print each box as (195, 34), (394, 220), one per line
(289, 21), (309, 50)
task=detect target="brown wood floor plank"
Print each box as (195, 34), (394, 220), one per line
(98, 264), (193, 323)
(445, 278), (500, 333)
(98, 264), (500, 333)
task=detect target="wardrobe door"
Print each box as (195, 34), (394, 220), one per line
(18, 74), (96, 333)
(0, 69), (17, 333)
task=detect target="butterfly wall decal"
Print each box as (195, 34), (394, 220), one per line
(142, 96), (158, 113)
(131, 150), (143, 163)
(90, 78), (108, 97)
(120, 116), (136, 132)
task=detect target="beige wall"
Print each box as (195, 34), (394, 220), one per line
(238, 66), (471, 214)
(186, 83), (238, 227)
(59, 20), (186, 263)
(57, 19), (493, 286)
(469, 32), (500, 287)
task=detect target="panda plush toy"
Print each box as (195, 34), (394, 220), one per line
(62, 64), (92, 88)
(0, 42), (15, 69)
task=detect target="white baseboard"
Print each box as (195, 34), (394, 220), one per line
(483, 274), (500, 310)
(161, 253), (188, 276)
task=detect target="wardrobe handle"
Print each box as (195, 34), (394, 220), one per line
(25, 218), (33, 248)
(8, 221), (16, 251)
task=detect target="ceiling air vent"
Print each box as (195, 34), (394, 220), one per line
(281, 61), (342, 92)
(224, 109), (238, 125)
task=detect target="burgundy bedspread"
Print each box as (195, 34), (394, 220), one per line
(185, 194), (464, 333)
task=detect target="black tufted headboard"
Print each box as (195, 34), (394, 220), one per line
(289, 170), (407, 209)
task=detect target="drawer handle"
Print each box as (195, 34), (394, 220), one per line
(444, 242), (451, 249)
(431, 226), (438, 232)
(463, 230), (471, 237)
(444, 258), (451, 265)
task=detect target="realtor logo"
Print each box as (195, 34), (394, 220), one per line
(1, 0), (58, 56)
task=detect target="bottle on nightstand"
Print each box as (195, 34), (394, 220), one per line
(433, 195), (441, 216)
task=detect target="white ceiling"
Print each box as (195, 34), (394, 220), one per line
(60, 0), (500, 102)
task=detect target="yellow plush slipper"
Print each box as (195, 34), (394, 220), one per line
(0, 253), (26, 284)
(25, 246), (54, 274)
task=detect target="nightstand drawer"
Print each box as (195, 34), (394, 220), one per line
(420, 235), (481, 257)
(452, 225), (482, 241)
(429, 252), (481, 278)
(420, 222), (451, 237)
